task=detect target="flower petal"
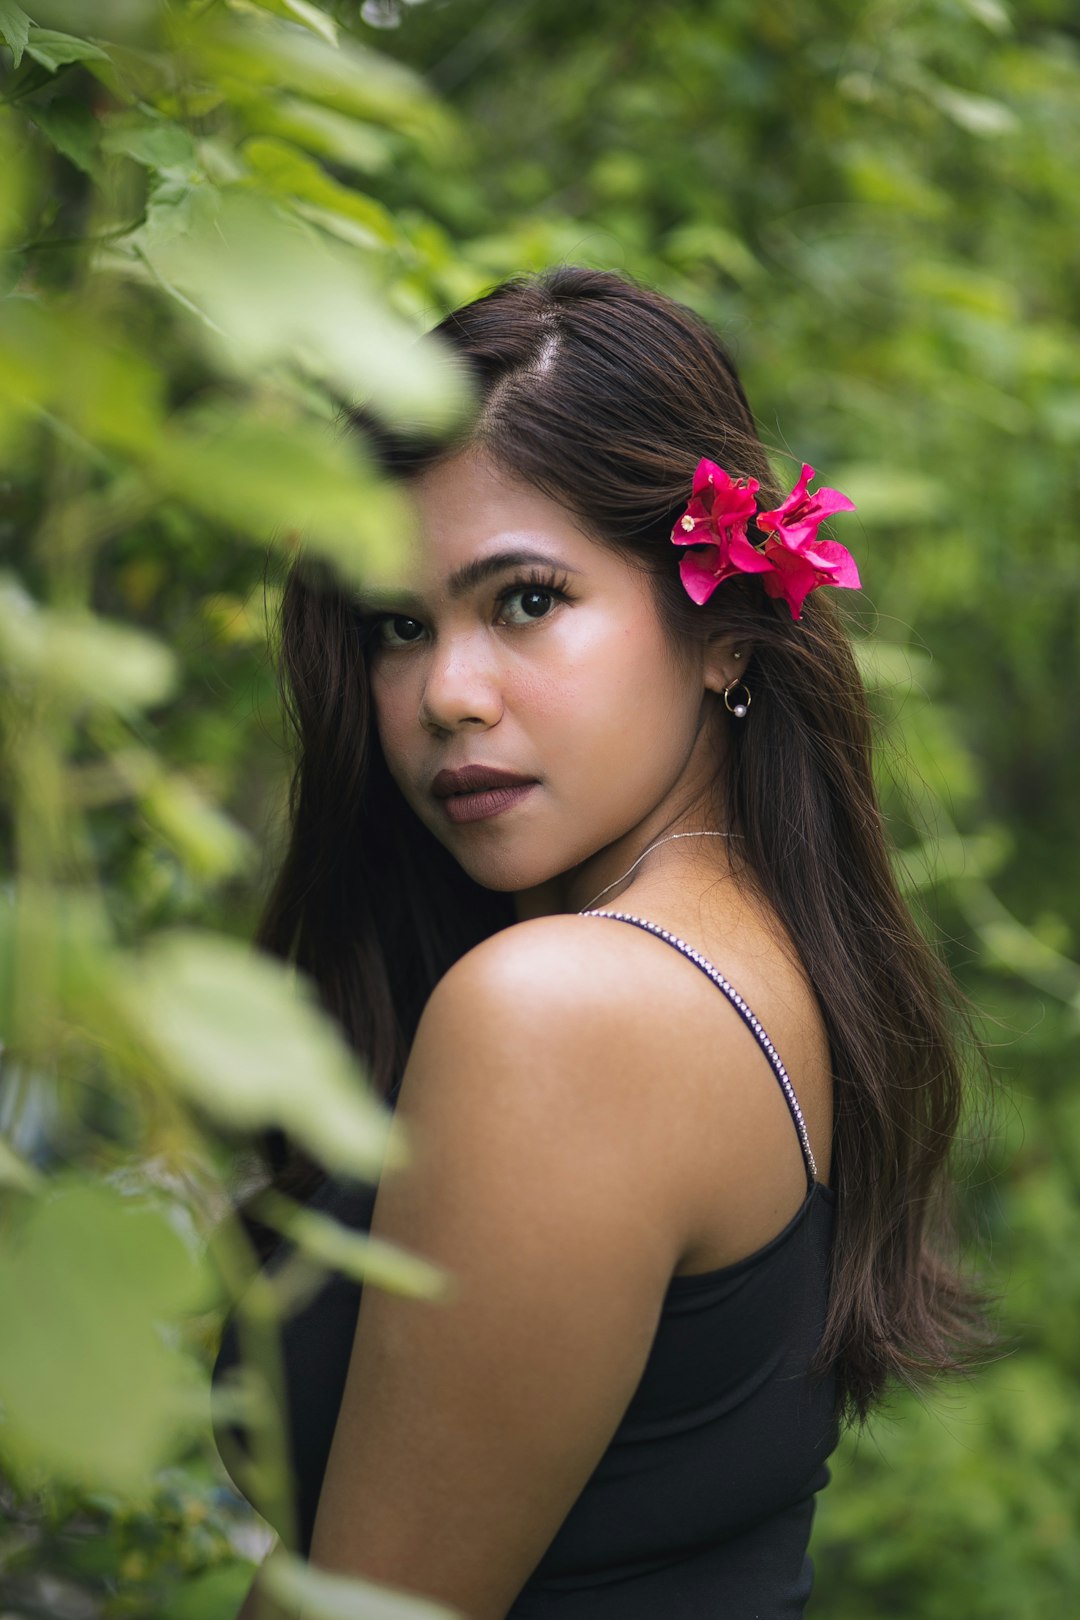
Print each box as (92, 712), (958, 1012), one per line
(761, 544), (819, 618)
(678, 547), (725, 604)
(798, 536), (861, 588)
(726, 532), (778, 574)
(806, 485), (857, 521)
(670, 511), (714, 547)
(691, 458), (726, 498)
(756, 464), (856, 550)
(756, 463), (815, 533)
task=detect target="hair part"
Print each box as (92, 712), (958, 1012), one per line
(244, 265), (994, 1427)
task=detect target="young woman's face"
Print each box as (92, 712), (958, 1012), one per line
(363, 449), (726, 914)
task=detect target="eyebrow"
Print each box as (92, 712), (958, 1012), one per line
(356, 548), (581, 612)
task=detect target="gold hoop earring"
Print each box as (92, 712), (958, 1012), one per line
(723, 678), (751, 719)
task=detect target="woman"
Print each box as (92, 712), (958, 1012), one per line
(212, 266), (988, 1618)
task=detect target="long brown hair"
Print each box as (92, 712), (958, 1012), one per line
(244, 265), (991, 1426)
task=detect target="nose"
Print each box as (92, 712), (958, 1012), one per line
(418, 633), (504, 735)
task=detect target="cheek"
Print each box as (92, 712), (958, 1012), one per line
(546, 609), (681, 725)
(369, 668), (416, 771)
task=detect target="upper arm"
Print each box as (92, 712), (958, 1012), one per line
(307, 921), (688, 1620)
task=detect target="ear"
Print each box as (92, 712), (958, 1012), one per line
(702, 633), (752, 697)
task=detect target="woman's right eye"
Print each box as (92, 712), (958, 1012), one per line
(372, 615), (425, 648)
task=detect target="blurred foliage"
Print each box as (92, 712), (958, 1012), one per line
(0, 0), (1077, 1616)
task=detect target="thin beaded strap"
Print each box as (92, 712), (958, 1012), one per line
(581, 909), (819, 1186)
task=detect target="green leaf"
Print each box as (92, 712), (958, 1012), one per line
(159, 1564), (262, 1620)
(251, 1189), (453, 1301)
(139, 774), (254, 882)
(956, 0), (1013, 35)
(115, 171), (217, 261)
(112, 930), (411, 1182)
(247, 94), (392, 175)
(249, 0), (339, 47)
(0, 294), (70, 404)
(144, 398), (417, 589)
(24, 26), (110, 73)
(0, 1134), (45, 1193)
(0, 106), (33, 253)
(0, 575), (178, 711)
(0, 1173), (213, 1491)
(261, 1540), (461, 1620)
(0, 295), (165, 452)
(119, 186), (471, 430)
(241, 135), (397, 245)
(191, 14), (438, 132)
(26, 94), (102, 177)
(0, 0), (34, 69)
(0, 884), (116, 1054)
(925, 80), (1019, 137)
(99, 114), (197, 172)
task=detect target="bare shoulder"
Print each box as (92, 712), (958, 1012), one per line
(410, 912), (717, 1141)
(425, 907), (753, 1033)
(433, 910), (662, 1006)
(402, 904), (830, 1282)
(399, 913), (696, 1245)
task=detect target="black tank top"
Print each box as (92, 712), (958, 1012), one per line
(211, 910), (839, 1617)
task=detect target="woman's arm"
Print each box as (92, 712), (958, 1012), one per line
(302, 916), (696, 1620)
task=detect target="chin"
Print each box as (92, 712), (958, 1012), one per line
(437, 838), (562, 896)
(454, 854), (544, 895)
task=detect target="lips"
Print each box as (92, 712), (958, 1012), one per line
(431, 764), (538, 799)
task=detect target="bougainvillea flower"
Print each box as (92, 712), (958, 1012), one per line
(670, 458), (772, 605)
(670, 458), (761, 548)
(754, 463), (857, 551)
(670, 456), (859, 616)
(755, 464), (860, 619)
(676, 537), (776, 605)
(756, 534), (857, 619)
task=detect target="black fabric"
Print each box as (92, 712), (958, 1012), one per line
(211, 922), (839, 1617)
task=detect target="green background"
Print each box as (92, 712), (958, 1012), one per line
(1, 1), (1077, 1615)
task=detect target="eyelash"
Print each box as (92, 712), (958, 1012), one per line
(365, 569), (575, 649)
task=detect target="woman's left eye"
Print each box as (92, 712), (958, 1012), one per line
(497, 582), (565, 626)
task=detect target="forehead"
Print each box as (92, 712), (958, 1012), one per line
(405, 448), (594, 566)
(357, 447), (657, 617)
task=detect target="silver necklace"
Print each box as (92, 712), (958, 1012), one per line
(577, 830), (740, 914)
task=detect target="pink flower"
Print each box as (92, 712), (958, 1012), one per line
(755, 464), (859, 620)
(755, 462), (857, 550)
(670, 458), (773, 606)
(670, 457), (859, 620)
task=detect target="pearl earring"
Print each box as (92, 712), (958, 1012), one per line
(723, 678), (751, 719)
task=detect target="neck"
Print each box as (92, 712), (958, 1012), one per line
(513, 812), (740, 923)
(577, 829), (736, 913)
